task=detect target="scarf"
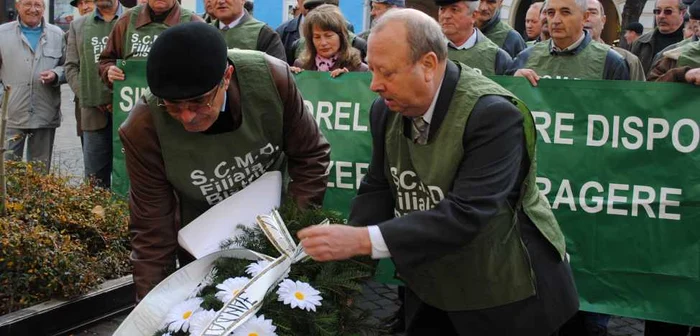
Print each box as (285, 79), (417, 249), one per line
(315, 54), (338, 72)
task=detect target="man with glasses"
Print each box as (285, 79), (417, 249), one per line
(474, 0), (526, 57)
(0, 0), (65, 173)
(118, 22), (331, 301)
(631, 0), (688, 74)
(359, 0), (405, 40)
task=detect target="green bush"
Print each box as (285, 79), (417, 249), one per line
(0, 161), (131, 315)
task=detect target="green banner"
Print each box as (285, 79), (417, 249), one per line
(112, 60), (148, 196)
(294, 73), (700, 326)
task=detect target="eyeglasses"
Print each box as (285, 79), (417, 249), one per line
(653, 8), (677, 15)
(157, 81), (223, 114)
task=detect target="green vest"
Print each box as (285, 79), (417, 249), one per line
(294, 32), (357, 60)
(124, 5), (194, 60)
(483, 20), (513, 49)
(384, 66), (566, 311)
(677, 41), (700, 68)
(447, 31), (500, 76)
(149, 50), (285, 226)
(80, 12), (118, 107)
(216, 16), (264, 50)
(526, 40), (537, 47)
(524, 40), (608, 80)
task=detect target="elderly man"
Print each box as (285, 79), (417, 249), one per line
(65, 0), (122, 188)
(359, 0), (406, 40)
(525, 2), (544, 45)
(624, 22), (644, 46)
(211, 0), (285, 61)
(276, 0), (356, 64)
(438, 0), (512, 75)
(66, 0), (96, 146)
(584, 0), (646, 80)
(507, 0), (630, 84)
(648, 0), (700, 84)
(474, 0), (526, 57)
(631, 0), (687, 74)
(651, 1), (699, 65)
(98, 0), (202, 88)
(119, 22), (330, 300)
(0, 0), (65, 172)
(298, 8), (579, 335)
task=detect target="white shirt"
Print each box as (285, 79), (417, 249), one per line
(366, 79), (443, 259)
(448, 30), (478, 50)
(219, 13), (244, 30)
(551, 31), (586, 53)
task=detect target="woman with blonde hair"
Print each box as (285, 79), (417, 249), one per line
(291, 4), (368, 77)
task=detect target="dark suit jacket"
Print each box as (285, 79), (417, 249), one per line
(348, 61), (578, 334)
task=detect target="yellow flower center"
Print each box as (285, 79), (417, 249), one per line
(182, 310), (192, 319)
(248, 333), (259, 336)
(294, 291), (305, 300)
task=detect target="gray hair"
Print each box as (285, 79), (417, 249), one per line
(464, 1), (480, 14)
(655, 0), (687, 10)
(529, 1), (544, 12)
(540, 0), (547, 13)
(574, 0), (587, 14)
(371, 8), (448, 63)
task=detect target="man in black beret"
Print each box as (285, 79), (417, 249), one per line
(119, 22), (331, 300)
(624, 22), (644, 46)
(437, 0), (512, 75)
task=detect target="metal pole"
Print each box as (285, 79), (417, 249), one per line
(0, 85), (11, 216)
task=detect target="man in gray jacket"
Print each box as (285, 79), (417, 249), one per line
(65, 0), (122, 187)
(0, 0), (65, 172)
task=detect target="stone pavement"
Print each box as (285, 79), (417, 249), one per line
(52, 85), (645, 336)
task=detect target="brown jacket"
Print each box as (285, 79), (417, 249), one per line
(118, 55), (331, 300)
(647, 47), (693, 82)
(98, 3), (203, 88)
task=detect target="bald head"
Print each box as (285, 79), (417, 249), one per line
(371, 8), (448, 64)
(526, 2), (544, 39)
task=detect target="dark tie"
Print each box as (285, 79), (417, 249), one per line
(412, 117), (429, 145)
(221, 25), (230, 31)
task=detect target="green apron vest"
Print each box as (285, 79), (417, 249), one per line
(483, 20), (512, 49)
(524, 40), (608, 80)
(149, 50), (285, 226)
(677, 41), (700, 68)
(123, 5), (194, 60)
(294, 32), (358, 60)
(447, 32), (500, 76)
(384, 66), (566, 311)
(526, 40), (537, 47)
(79, 12), (118, 107)
(216, 17), (264, 50)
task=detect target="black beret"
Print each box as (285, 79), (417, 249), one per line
(690, 0), (700, 20)
(147, 22), (228, 100)
(304, 0), (339, 9)
(625, 22), (644, 35)
(434, 0), (476, 5)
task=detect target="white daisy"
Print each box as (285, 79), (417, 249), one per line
(245, 260), (290, 279)
(187, 309), (218, 336)
(276, 279), (323, 312)
(163, 298), (202, 333)
(231, 314), (277, 336)
(215, 277), (250, 302)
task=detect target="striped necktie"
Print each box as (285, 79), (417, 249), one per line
(412, 117), (429, 145)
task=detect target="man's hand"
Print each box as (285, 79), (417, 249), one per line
(107, 65), (125, 83)
(685, 68), (700, 86)
(297, 224), (372, 262)
(39, 70), (56, 84)
(514, 68), (541, 86)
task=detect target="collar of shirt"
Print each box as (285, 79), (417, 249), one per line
(448, 30), (478, 50)
(550, 31), (586, 54)
(220, 13), (245, 30)
(220, 91), (227, 112)
(420, 79), (444, 125)
(95, 3), (124, 21)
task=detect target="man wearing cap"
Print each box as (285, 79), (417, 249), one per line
(211, 0), (286, 61)
(119, 22), (331, 300)
(507, 0), (630, 84)
(474, 0), (526, 57)
(623, 22), (644, 47)
(276, 0), (357, 64)
(648, 0), (700, 84)
(525, 2), (544, 46)
(98, 0), (202, 88)
(631, 0), (688, 74)
(65, 0), (123, 188)
(359, 0), (405, 40)
(438, 0), (512, 75)
(584, 0), (646, 81)
(298, 8), (579, 334)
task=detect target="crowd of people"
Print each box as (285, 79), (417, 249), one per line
(0, 0), (698, 334)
